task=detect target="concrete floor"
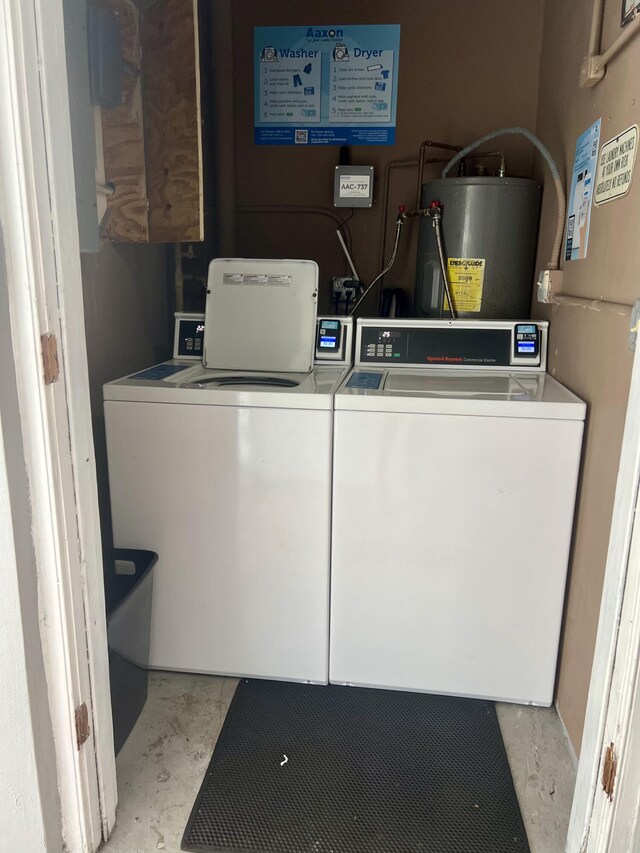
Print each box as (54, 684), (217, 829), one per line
(104, 673), (577, 853)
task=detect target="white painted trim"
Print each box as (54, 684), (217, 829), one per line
(567, 338), (640, 852)
(0, 417), (50, 853)
(589, 527), (640, 851)
(0, 0), (117, 847)
(32, 0), (118, 835)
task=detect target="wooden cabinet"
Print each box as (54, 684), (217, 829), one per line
(100, 0), (203, 243)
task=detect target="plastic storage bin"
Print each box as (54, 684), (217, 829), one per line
(104, 548), (156, 753)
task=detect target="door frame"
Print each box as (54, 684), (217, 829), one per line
(3, 0), (640, 851)
(566, 336), (640, 850)
(0, 0), (117, 849)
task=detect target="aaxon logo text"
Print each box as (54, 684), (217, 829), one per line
(306, 27), (344, 39)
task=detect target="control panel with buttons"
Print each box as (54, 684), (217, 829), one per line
(357, 320), (547, 370)
(174, 313), (206, 361)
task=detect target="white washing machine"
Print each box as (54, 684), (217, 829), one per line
(104, 259), (353, 684)
(329, 318), (586, 706)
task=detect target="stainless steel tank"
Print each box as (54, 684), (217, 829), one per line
(413, 177), (542, 319)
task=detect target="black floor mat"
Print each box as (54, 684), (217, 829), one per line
(182, 679), (530, 853)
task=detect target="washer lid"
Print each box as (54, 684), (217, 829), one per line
(384, 373), (529, 399)
(336, 369), (586, 420)
(203, 258), (318, 373)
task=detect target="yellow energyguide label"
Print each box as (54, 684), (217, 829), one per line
(442, 258), (485, 313)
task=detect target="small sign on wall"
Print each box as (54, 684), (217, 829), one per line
(594, 125), (638, 206)
(333, 165), (374, 207)
(565, 119), (601, 262)
(622, 0), (640, 26)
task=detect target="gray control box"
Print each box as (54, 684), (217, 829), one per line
(334, 165), (374, 208)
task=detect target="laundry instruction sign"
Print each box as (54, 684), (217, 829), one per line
(594, 125), (638, 205)
(254, 25), (401, 145)
(565, 119), (601, 262)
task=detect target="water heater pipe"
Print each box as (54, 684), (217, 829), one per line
(442, 128), (566, 271)
(430, 205), (457, 319)
(350, 212), (405, 316)
(416, 140), (463, 208)
(379, 158), (417, 275)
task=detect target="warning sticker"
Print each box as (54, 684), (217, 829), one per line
(223, 273), (292, 287)
(443, 258), (485, 313)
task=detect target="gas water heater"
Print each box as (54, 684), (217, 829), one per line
(413, 176), (542, 319)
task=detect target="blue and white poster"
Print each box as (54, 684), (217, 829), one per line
(565, 119), (601, 262)
(254, 25), (401, 146)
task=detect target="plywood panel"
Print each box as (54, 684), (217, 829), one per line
(142, 0), (203, 243)
(100, 0), (149, 242)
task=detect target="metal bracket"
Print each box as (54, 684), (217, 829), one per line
(579, 55), (606, 88)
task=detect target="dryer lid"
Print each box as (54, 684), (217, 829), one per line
(203, 259), (318, 373)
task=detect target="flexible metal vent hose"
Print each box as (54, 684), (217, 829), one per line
(432, 212), (456, 319)
(441, 127), (566, 270)
(349, 216), (404, 317)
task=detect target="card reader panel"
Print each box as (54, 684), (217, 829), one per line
(512, 323), (540, 364)
(317, 319), (342, 355)
(315, 317), (353, 364)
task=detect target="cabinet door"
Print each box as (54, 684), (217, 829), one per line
(101, 0), (149, 242)
(100, 0), (203, 243)
(142, 0), (204, 242)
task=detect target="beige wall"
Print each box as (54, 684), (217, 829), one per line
(229, 0), (545, 312)
(533, 0), (639, 751)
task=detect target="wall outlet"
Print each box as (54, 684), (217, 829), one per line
(537, 269), (564, 303)
(332, 276), (360, 302)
